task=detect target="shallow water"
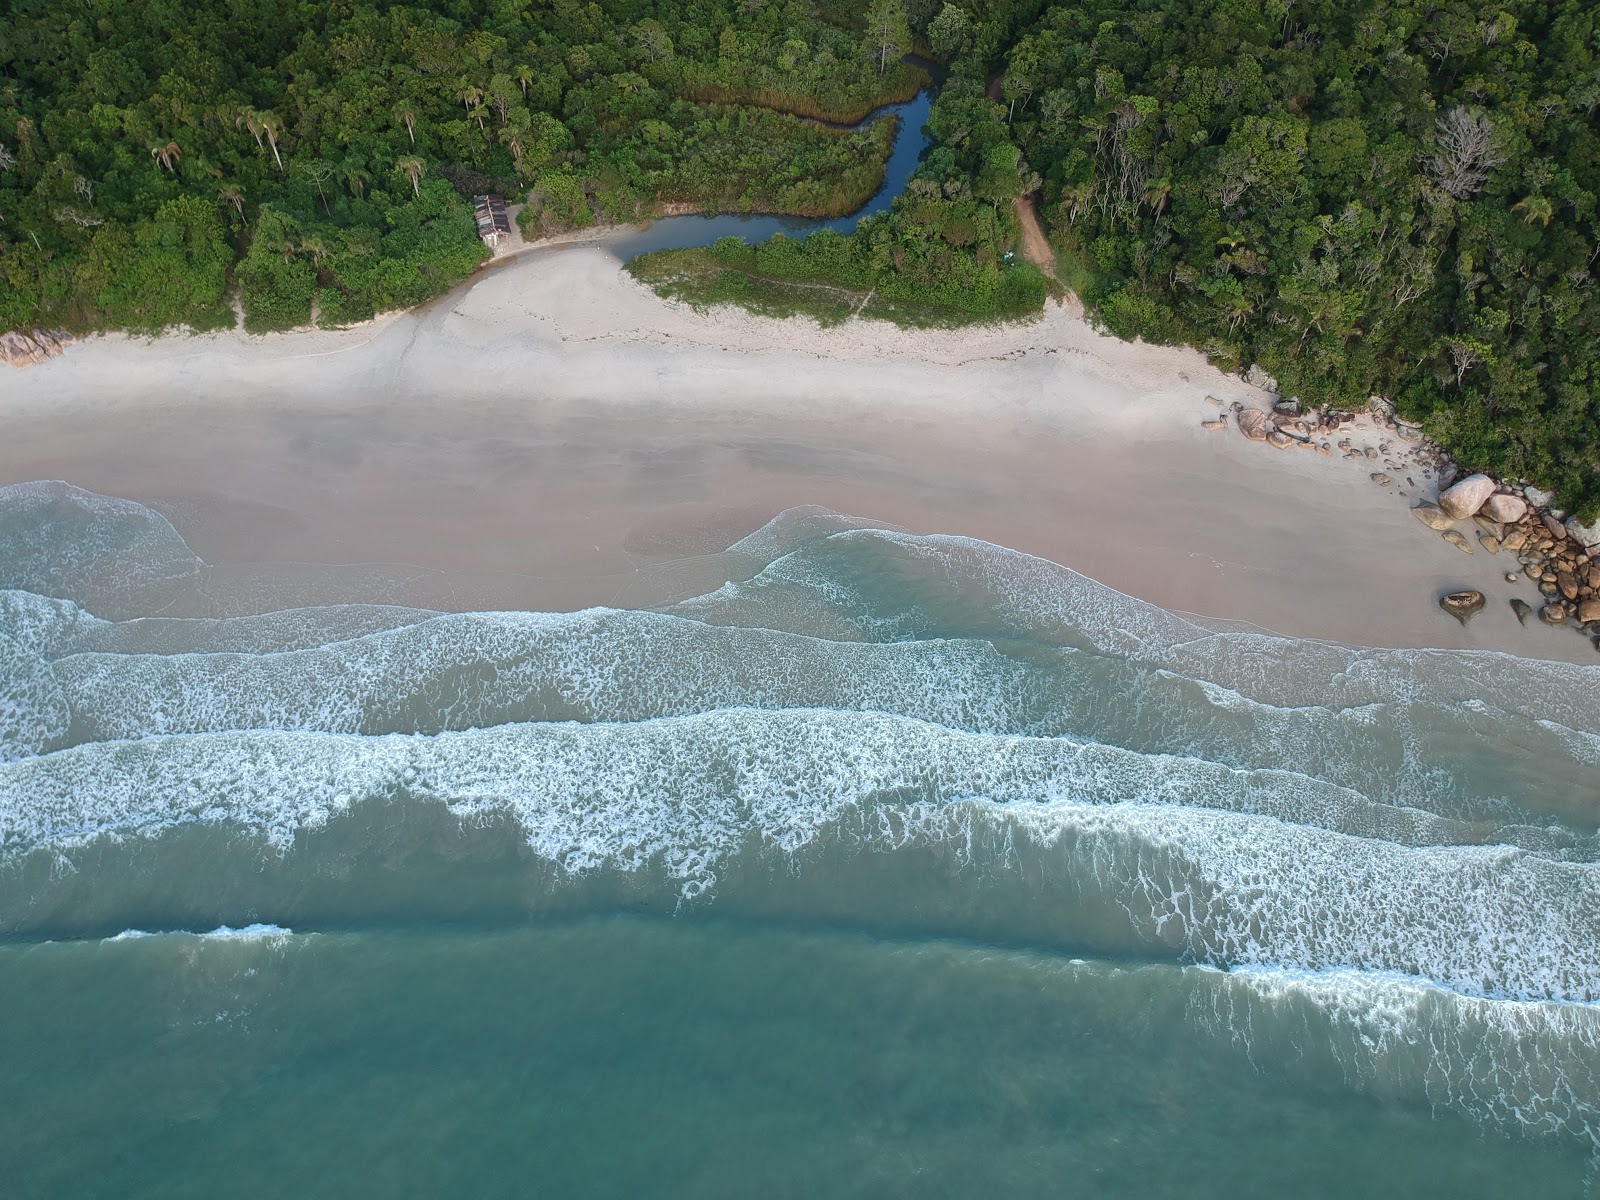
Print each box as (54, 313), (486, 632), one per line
(1, 482), (1598, 1196)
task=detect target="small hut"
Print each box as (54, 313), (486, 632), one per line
(473, 194), (511, 247)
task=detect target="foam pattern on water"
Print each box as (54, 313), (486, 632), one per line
(0, 482), (206, 619)
(4, 487), (1599, 1152)
(34, 608), (1595, 830)
(3, 709), (1597, 1003)
(0, 635), (71, 763)
(1190, 965), (1600, 1150)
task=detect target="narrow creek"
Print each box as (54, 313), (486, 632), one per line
(607, 85), (934, 261)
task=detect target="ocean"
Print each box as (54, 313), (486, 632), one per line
(1, 480), (1596, 1197)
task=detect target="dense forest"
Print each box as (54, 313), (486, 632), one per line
(4, 1), (1598, 514)
(0, 0), (920, 332)
(638, 0), (1600, 516)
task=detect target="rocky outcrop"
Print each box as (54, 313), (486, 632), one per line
(1438, 473), (1497, 519)
(1, 328), (73, 369)
(1439, 590), (1484, 625)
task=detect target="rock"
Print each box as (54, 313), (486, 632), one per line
(1315, 442), (1330, 456)
(1205, 394), (1224, 407)
(1439, 590), (1485, 625)
(1500, 529), (1528, 552)
(1244, 364), (1278, 393)
(1540, 603), (1569, 626)
(1441, 529), (1473, 554)
(1541, 512), (1568, 539)
(1266, 430), (1296, 449)
(1438, 473), (1497, 519)
(0, 327), (74, 369)
(1363, 446), (1379, 460)
(1566, 516), (1600, 549)
(1201, 417), (1228, 431)
(1586, 562), (1600, 591)
(1236, 408), (1272, 442)
(1481, 493), (1527, 524)
(1540, 581), (1559, 597)
(0, 331), (47, 368)
(1472, 516), (1503, 539)
(1558, 570), (1580, 601)
(1412, 502), (1456, 531)
(1525, 486), (1557, 509)
(1370, 472), (1391, 486)
(1506, 572), (1520, 583)
(1510, 598), (1533, 625)
(1579, 599), (1600, 625)
(1478, 533), (1501, 554)
(1438, 463), (1460, 488)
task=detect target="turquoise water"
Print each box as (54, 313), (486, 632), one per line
(2, 483), (1598, 1196)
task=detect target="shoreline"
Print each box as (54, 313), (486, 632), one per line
(2, 238), (1595, 665)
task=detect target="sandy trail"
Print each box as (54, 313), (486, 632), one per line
(1, 240), (1592, 663)
(1012, 197), (1058, 280)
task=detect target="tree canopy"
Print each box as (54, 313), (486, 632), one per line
(0, 0), (920, 332)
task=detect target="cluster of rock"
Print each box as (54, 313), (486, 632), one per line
(1203, 397), (1434, 468)
(1200, 388), (1599, 649)
(1, 328), (74, 368)
(1421, 471), (1600, 645)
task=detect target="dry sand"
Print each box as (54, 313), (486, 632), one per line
(2, 240), (1593, 663)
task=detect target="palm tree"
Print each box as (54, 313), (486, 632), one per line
(1143, 177), (1173, 218)
(468, 102), (489, 132)
(513, 65), (535, 97)
(149, 141), (181, 172)
(218, 183), (245, 218)
(1512, 195), (1554, 227)
(456, 83), (483, 113)
(395, 156), (425, 197)
(341, 161), (370, 199)
(236, 108), (265, 149)
(300, 234), (330, 270)
(393, 103), (417, 144)
(258, 111), (284, 170)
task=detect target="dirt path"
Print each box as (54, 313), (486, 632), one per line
(1012, 196), (1056, 276)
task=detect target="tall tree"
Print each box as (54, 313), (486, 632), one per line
(863, 0), (911, 76)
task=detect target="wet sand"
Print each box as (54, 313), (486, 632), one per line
(3, 242), (1591, 662)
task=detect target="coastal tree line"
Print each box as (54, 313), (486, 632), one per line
(639, 0), (1600, 516)
(0, 0), (922, 332)
(3, 0), (1597, 515)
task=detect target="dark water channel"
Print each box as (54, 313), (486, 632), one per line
(608, 88), (933, 260)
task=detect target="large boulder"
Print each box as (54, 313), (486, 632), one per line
(1412, 502), (1456, 531)
(1566, 516), (1600, 549)
(1438, 473), (1497, 519)
(1439, 590), (1485, 625)
(1236, 408), (1273, 442)
(1481, 493), (1527, 524)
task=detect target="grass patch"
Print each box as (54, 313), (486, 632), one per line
(628, 239), (1048, 330)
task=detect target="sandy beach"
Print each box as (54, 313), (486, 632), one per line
(3, 238), (1591, 662)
